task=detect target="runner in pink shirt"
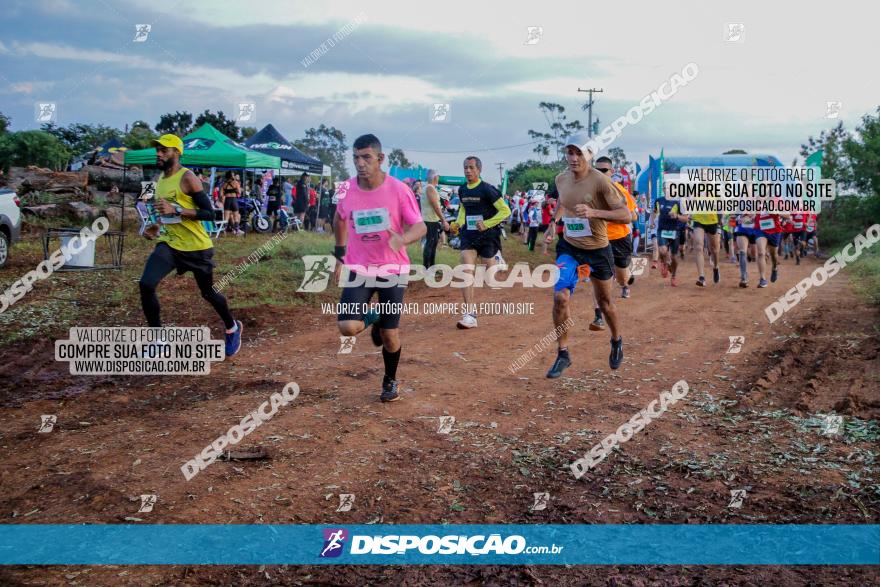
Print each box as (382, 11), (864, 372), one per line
(334, 134), (426, 402)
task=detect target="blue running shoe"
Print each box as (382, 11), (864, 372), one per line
(225, 320), (243, 357)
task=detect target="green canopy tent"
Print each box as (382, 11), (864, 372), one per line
(121, 123), (281, 235)
(123, 123), (281, 168)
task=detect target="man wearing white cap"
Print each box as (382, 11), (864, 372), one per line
(545, 133), (630, 377)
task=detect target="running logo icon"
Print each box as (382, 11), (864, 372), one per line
(825, 101), (842, 119)
(727, 336), (745, 354)
(631, 257), (648, 276)
(237, 103), (256, 123)
(298, 255), (336, 292)
(138, 494), (157, 513)
(338, 336), (356, 354)
(524, 26), (543, 45)
(38, 415), (57, 433)
(725, 23), (744, 42)
(531, 492), (549, 511)
(728, 489), (747, 509)
(431, 103), (451, 123)
(319, 528), (348, 558)
(35, 103), (56, 123)
(336, 493), (355, 512)
(437, 415), (455, 434)
(134, 24), (151, 42)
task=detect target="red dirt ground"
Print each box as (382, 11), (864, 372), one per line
(1, 249), (878, 586)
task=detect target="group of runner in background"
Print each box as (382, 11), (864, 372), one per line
(139, 131), (822, 403)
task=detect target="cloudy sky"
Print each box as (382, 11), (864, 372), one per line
(1, 0), (876, 178)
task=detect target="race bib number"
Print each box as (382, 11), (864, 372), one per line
(353, 208), (391, 234)
(466, 215), (483, 231)
(759, 218), (775, 231)
(740, 217), (755, 228)
(660, 229), (677, 239)
(563, 217), (592, 238)
(794, 222), (803, 230)
(159, 214), (182, 225)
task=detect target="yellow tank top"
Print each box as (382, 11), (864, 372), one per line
(156, 167), (213, 251)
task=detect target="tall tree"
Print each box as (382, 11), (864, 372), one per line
(800, 121), (850, 186)
(527, 102), (584, 161)
(843, 106), (880, 196)
(194, 110), (240, 141)
(240, 126), (258, 141)
(40, 122), (121, 154)
(295, 124), (349, 180)
(0, 131), (70, 171)
(606, 146), (631, 171)
(0, 112), (10, 134)
(387, 148), (413, 168)
(155, 111), (193, 136)
(123, 120), (158, 150)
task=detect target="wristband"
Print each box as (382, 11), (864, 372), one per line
(333, 245), (346, 261)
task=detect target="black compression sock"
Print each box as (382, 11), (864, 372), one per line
(382, 347), (401, 381)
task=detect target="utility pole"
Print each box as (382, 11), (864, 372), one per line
(577, 87), (603, 137)
(496, 161), (505, 184)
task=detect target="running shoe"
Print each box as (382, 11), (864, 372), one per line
(621, 286), (631, 299)
(758, 278), (769, 288)
(670, 276), (678, 287)
(609, 337), (624, 370)
(546, 351), (572, 379)
(225, 320), (243, 357)
(713, 267), (720, 284)
(589, 316), (606, 331)
(739, 280), (749, 288)
(771, 268), (778, 283)
(696, 276), (706, 287)
(627, 274), (636, 286)
(660, 262), (669, 278)
(651, 260), (658, 270)
(380, 378), (400, 402)
(796, 255), (800, 265)
(456, 313), (478, 329)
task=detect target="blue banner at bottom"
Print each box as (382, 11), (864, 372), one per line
(0, 525), (877, 565)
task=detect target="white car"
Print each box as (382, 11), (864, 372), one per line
(0, 188), (22, 268)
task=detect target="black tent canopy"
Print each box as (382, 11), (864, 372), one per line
(245, 124), (324, 175)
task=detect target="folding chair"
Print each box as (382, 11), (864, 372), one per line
(202, 206), (228, 239)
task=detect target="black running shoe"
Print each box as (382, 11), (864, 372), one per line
(713, 267), (720, 284)
(380, 378), (400, 402)
(627, 274), (636, 286)
(696, 276), (706, 287)
(609, 337), (624, 370)
(546, 352), (572, 379)
(771, 267), (778, 283)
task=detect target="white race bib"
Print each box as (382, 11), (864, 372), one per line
(353, 208), (391, 234)
(563, 216), (592, 238)
(159, 214), (182, 225)
(793, 222), (803, 230)
(661, 229), (677, 240)
(466, 215), (483, 231)
(740, 217), (755, 228)
(759, 218), (775, 231)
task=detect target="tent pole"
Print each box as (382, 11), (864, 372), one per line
(121, 165), (127, 234)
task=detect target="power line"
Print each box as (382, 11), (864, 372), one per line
(396, 140), (541, 154)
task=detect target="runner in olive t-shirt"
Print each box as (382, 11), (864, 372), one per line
(544, 133), (630, 377)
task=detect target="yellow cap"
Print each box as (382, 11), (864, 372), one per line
(152, 134), (184, 154)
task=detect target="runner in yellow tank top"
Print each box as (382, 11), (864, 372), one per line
(139, 134), (243, 356)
